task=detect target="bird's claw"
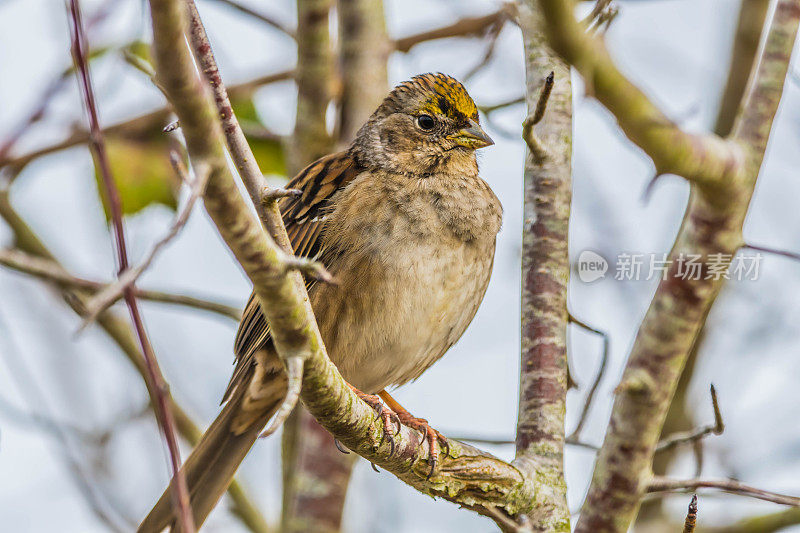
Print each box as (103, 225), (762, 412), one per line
(349, 387), (400, 456)
(395, 412), (448, 480)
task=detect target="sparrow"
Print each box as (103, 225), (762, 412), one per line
(140, 72), (502, 531)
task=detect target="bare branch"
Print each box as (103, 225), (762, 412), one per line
(0, 192), (268, 533)
(204, 0), (295, 39)
(0, 0), (116, 162)
(514, 5), (572, 529)
(262, 187), (301, 200)
(714, 0), (771, 136)
(0, 248), (242, 320)
(66, 2), (194, 529)
(463, 18), (506, 82)
(536, 0), (745, 192)
(146, 0), (538, 527)
(742, 243), (800, 262)
(337, 0), (390, 141)
(533, 0), (800, 530)
(78, 154), (208, 331)
(567, 314), (610, 442)
(479, 95), (526, 114)
(186, 1), (295, 252)
(521, 71), (555, 163)
(656, 384), (724, 453)
(392, 5), (514, 53)
(648, 477), (800, 508)
(0, 70), (293, 173)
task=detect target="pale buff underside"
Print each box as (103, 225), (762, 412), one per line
(311, 168), (502, 393)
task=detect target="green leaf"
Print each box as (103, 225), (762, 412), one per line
(230, 96), (286, 176)
(93, 137), (179, 221)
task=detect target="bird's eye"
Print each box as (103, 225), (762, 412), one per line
(417, 114), (435, 131)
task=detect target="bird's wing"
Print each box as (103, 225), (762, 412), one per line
(222, 151), (363, 402)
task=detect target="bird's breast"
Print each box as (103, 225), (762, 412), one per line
(311, 171), (501, 393)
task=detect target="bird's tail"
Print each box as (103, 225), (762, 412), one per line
(138, 369), (285, 532)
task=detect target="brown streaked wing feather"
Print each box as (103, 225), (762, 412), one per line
(222, 151), (363, 403)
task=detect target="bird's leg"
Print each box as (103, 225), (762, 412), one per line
(347, 383), (400, 455)
(378, 390), (448, 480)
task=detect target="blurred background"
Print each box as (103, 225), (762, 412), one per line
(1, 0), (799, 531)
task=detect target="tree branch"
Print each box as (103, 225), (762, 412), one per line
(714, 0), (771, 136)
(393, 5), (514, 53)
(0, 70), (293, 173)
(0, 190), (269, 533)
(648, 477), (800, 508)
(78, 152), (208, 330)
(337, 0), (390, 142)
(532, 1), (800, 531)
(537, 0), (745, 193)
(146, 0), (538, 527)
(67, 1), (194, 529)
(204, 0), (295, 39)
(514, 3), (572, 530)
(0, 247), (241, 320)
(566, 315), (610, 443)
(281, 1), (389, 530)
(655, 384), (723, 453)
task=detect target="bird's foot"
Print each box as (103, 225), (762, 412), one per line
(348, 384), (401, 455)
(394, 411), (449, 480)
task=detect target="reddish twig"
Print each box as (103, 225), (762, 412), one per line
(0, 0), (117, 162)
(66, 1), (194, 531)
(648, 477), (800, 508)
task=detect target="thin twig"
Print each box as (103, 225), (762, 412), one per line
(187, 0), (295, 253)
(77, 153), (209, 330)
(0, 309), (134, 532)
(279, 253), (336, 284)
(66, 2), (194, 530)
(0, 0), (117, 162)
(392, 5), (513, 53)
(522, 72), (555, 163)
(683, 494), (698, 533)
(566, 314), (610, 442)
(204, 0), (295, 39)
(648, 477), (800, 507)
(656, 384), (724, 453)
(450, 433), (600, 452)
(479, 95), (526, 114)
(742, 243), (800, 262)
(0, 248), (241, 320)
(0, 70), (293, 172)
(463, 16), (506, 81)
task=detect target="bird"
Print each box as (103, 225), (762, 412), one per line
(139, 72), (502, 531)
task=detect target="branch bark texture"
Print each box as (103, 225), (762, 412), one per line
(0, 191), (269, 533)
(514, 3), (572, 531)
(533, 1), (800, 531)
(146, 0), (538, 528)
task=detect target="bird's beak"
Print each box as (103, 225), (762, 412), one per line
(450, 119), (494, 150)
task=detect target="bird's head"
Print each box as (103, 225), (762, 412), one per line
(352, 73), (494, 176)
